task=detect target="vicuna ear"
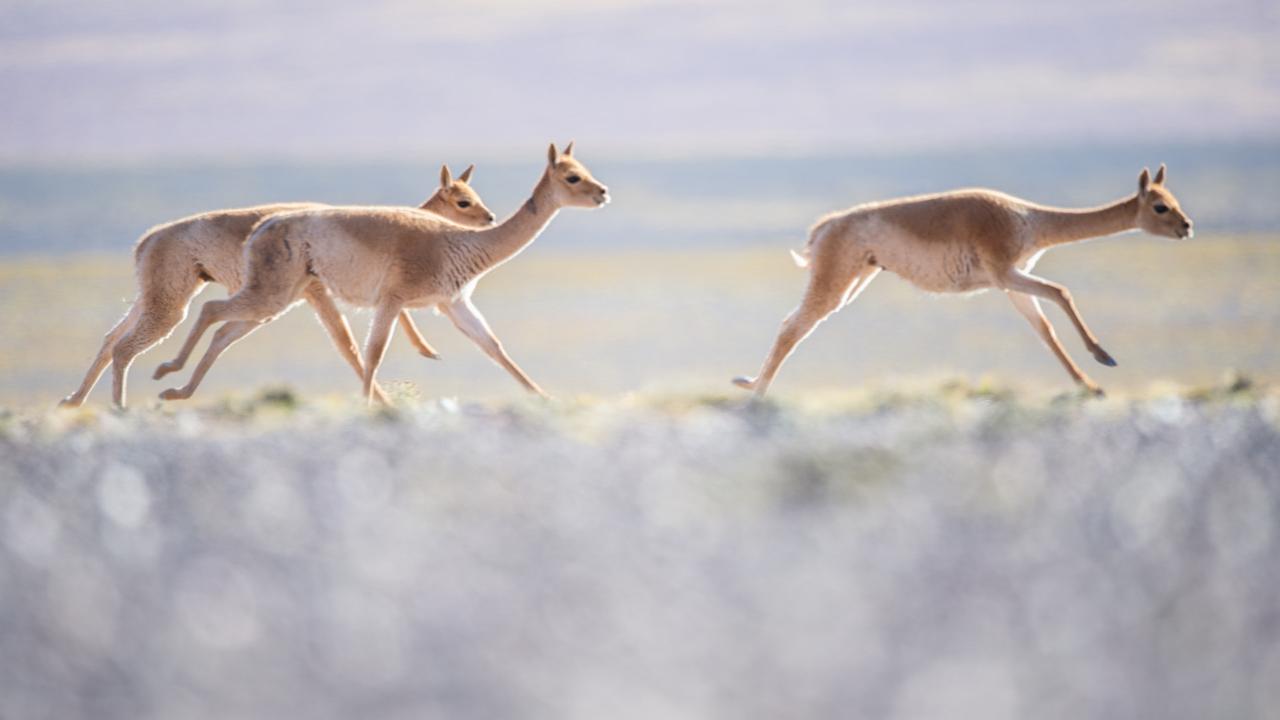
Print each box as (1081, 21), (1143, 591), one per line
(547, 143), (560, 166)
(459, 164), (475, 183)
(1138, 167), (1151, 196)
(1153, 163), (1166, 185)
(563, 140), (574, 156)
(440, 164), (452, 187)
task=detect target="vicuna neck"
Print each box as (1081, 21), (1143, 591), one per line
(472, 171), (559, 271)
(1032, 194), (1139, 249)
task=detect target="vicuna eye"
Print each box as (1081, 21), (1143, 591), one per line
(1153, 204), (1169, 214)
(566, 175), (581, 184)
(457, 200), (471, 208)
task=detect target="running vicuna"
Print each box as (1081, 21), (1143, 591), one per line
(61, 164), (495, 408)
(733, 164), (1194, 397)
(159, 142), (610, 404)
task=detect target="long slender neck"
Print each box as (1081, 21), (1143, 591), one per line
(1032, 194), (1140, 249)
(470, 171), (560, 272)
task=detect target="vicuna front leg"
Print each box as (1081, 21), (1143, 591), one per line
(1001, 270), (1116, 367)
(1007, 292), (1104, 396)
(304, 283), (391, 405)
(361, 301), (401, 406)
(734, 263), (880, 397)
(441, 298), (547, 398)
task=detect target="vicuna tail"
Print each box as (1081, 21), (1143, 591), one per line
(790, 216), (837, 269)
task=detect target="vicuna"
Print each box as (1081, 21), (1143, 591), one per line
(61, 165), (495, 408)
(160, 143), (609, 404)
(734, 165), (1193, 397)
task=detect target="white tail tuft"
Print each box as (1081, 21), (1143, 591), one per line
(789, 248), (810, 268)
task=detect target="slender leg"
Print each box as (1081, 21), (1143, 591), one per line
(158, 277), (310, 379)
(159, 320), (263, 401)
(108, 279), (210, 408)
(60, 303), (141, 407)
(1000, 270), (1116, 367)
(158, 229), (311, 379)
(440, 298), (548, 397)
(733, 265), (881, 397)
(1007, 291), (1103, 396)
(304, 283), (391, 404)
(111, 313), (188, 408)
(153, 298), (229, 380)
(361, 301), (401, 405)
(399, 310), (440, 359)
(89, 271), (208, 408)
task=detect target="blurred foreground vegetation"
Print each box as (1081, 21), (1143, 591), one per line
(2, 378), (1278, 719)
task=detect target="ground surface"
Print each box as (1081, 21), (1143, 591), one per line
(2, 385), (1278, 719)
(4, 237), (1278, 407)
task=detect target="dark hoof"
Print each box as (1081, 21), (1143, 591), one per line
(731, 376), (756, 390)
(158, 388), (187, 401)
(1092, 348), (1117, 367)
(153, 362), (178, 380)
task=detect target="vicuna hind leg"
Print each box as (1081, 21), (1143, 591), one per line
(155, 296), (251, 381)
(399, 310), (440, 359)
(160, 320), (263, 400)
(109, 279), (206, 408)
(304, 282), (391, 404)
(61, 303), (141, 407)
(159, 235), (310, 380)
(733, 260), (881, 397)
(1007, 291), (1104, 396)
(156, 287), (306, 401)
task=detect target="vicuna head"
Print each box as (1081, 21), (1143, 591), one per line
(546, 141), (610, 208)
(421, 164), (497, 226)
(1136, 164), (1193, 240)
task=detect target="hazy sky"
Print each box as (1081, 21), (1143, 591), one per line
(2, 0), (1277, 162)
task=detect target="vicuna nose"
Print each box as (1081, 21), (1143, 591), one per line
(487, 212), (496, 223)
(1182, 221), (1192, 231)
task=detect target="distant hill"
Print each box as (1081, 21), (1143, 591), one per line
(1, 141), (1276, 257)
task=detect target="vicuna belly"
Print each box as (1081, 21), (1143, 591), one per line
(874, 237), (991, 293)
(307, 237), (391, 308)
